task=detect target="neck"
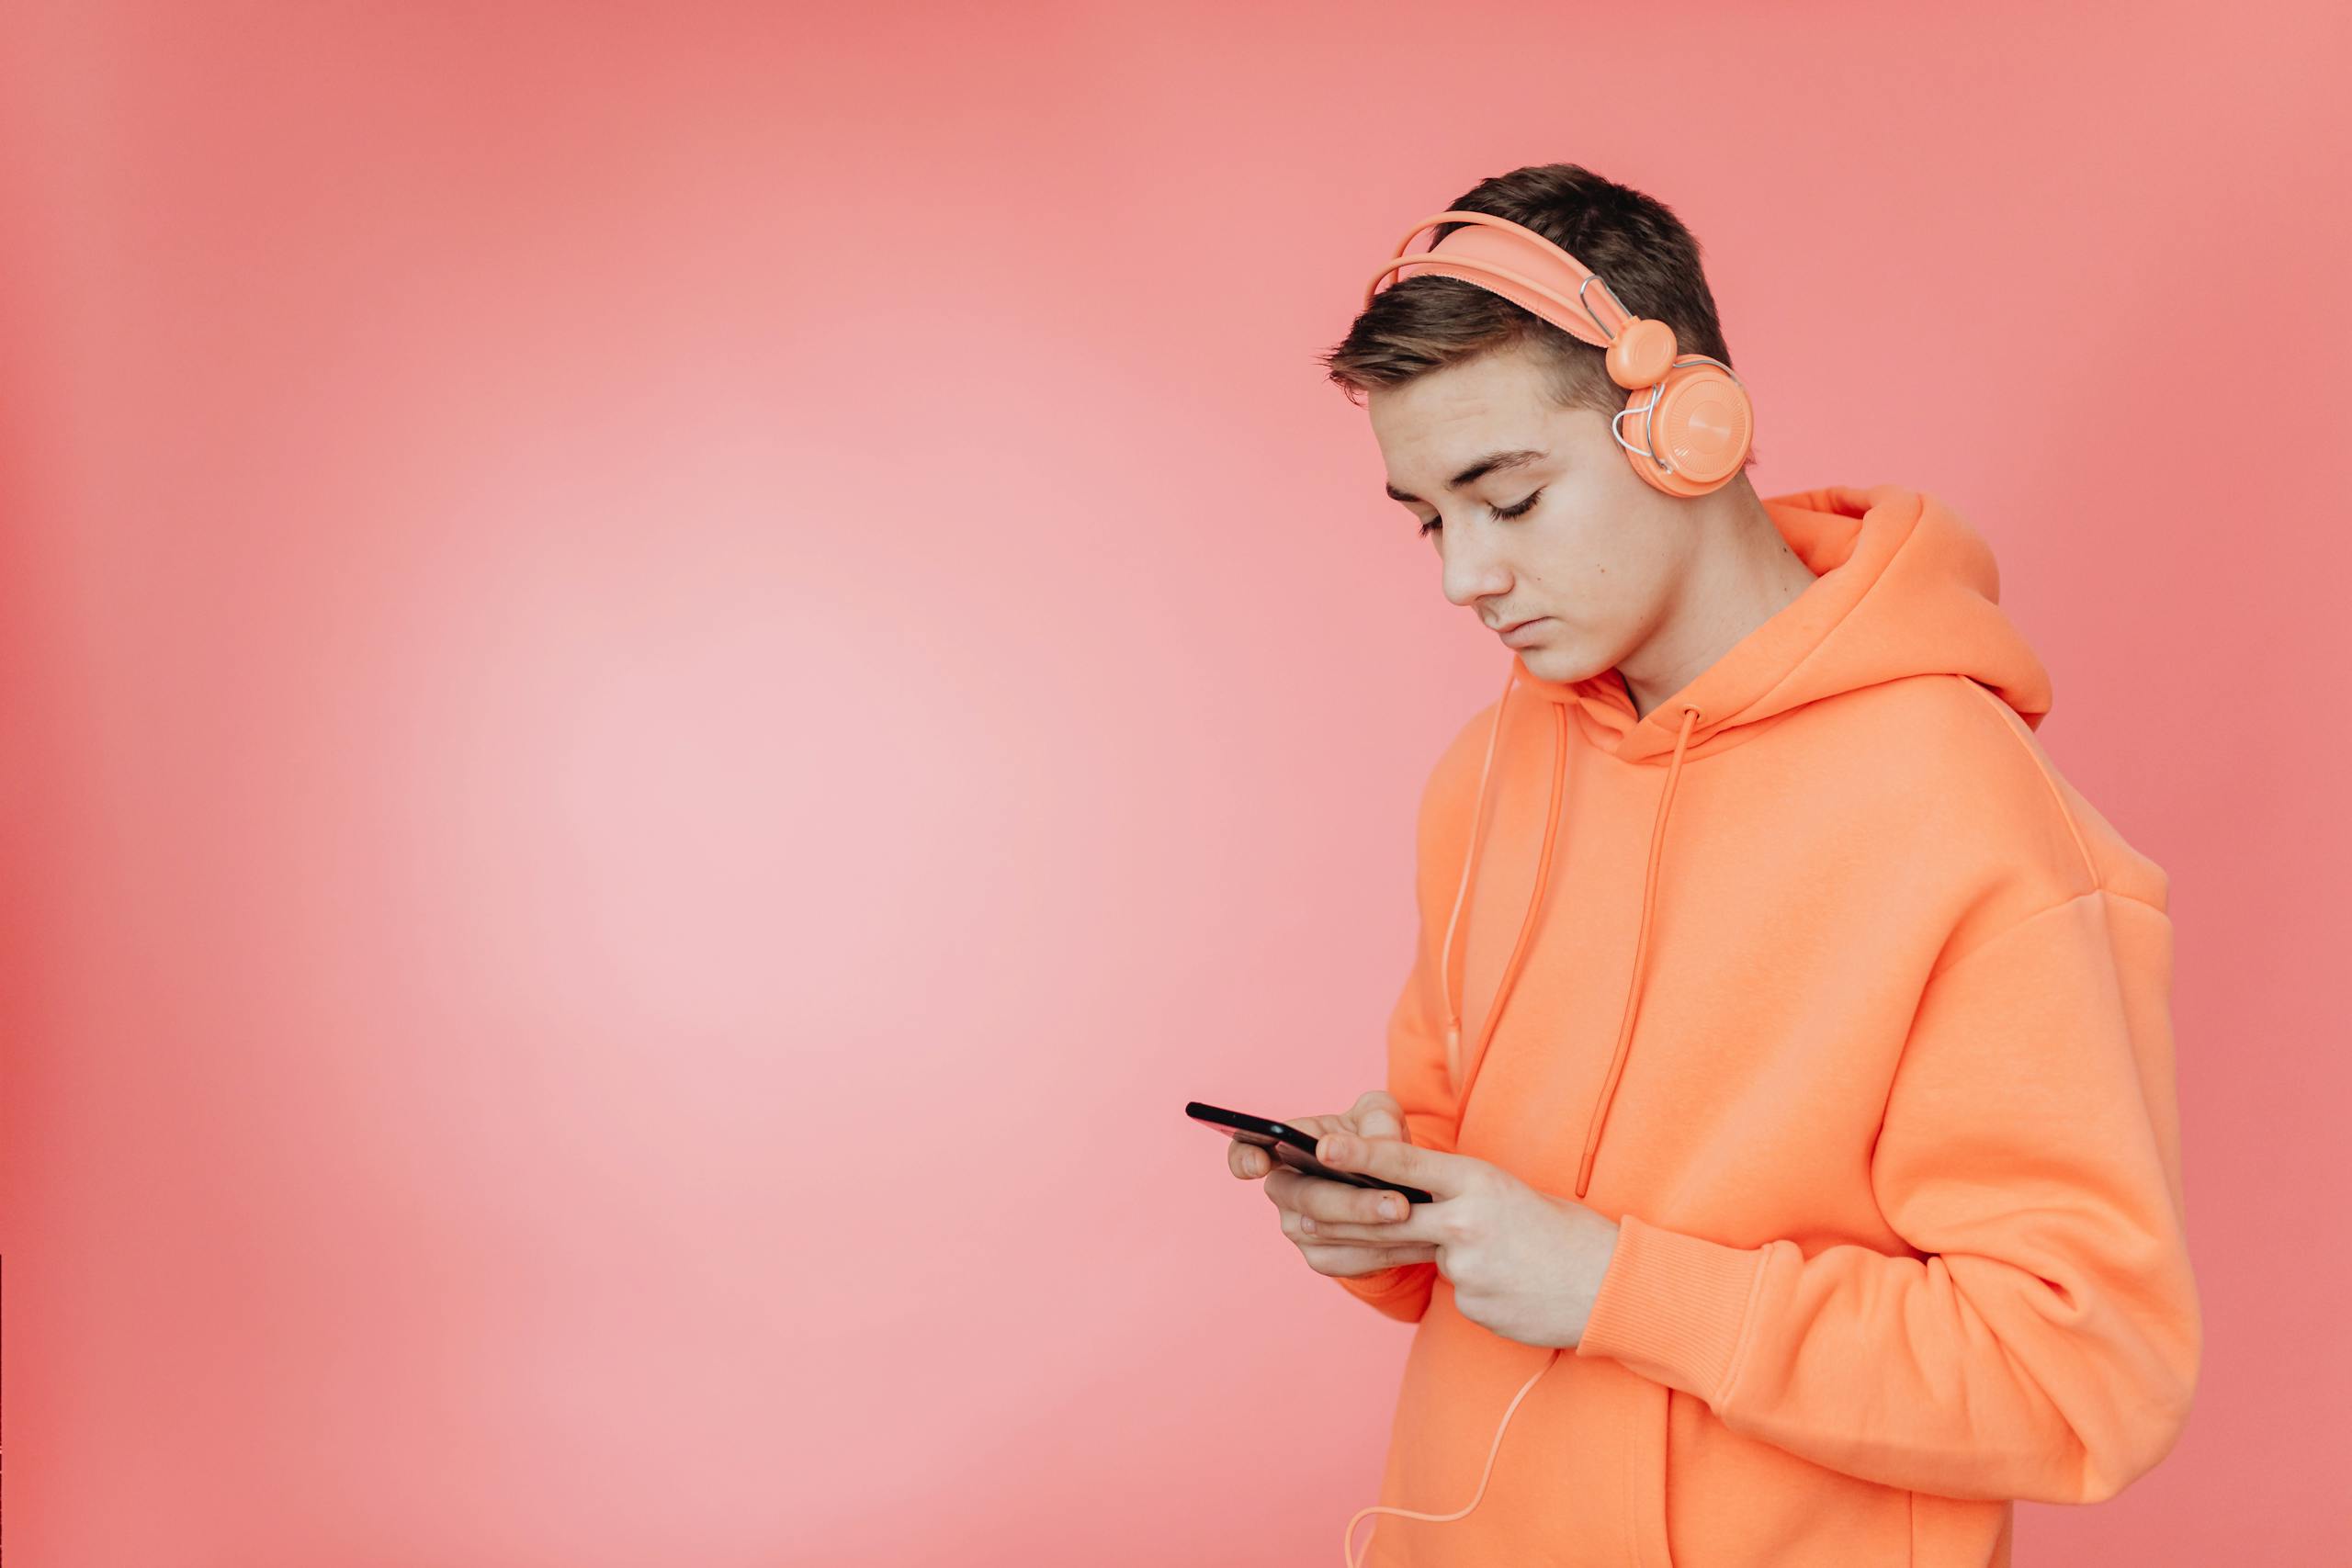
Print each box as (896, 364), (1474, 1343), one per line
(1616, 479), (1817, 723)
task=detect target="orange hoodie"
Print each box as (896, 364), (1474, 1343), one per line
(1333, 485), (2200, 1567)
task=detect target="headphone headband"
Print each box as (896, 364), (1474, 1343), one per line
(1363, 209), (1634, 349)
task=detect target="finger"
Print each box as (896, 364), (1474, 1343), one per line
(1284, 1206), (1423, 1248)
(1227, 1140), (1272, 1179)
(1263, 1167), (1314, 1213)
(1299, 1201), (1434, 1244)
(1349, 1095), (1406, 1143)
(1307, 1242), (1440, 1276)
(1315, 1130), (1473, 1200)
(1269, 1168), (1416, 1225)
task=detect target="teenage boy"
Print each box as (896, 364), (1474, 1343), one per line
(1226, 163), (2199, 1567)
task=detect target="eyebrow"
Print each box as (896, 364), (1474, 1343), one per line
(1384, 447), (1550, 504)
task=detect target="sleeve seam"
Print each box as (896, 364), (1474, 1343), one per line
(1928, 885), (2165, 984)
(1953, 675), (2108, 893)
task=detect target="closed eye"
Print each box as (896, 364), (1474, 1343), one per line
(1419, 489), (1544, 536)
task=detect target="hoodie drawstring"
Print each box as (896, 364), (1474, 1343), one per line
(1438, 686), (1703, 1197)
(1443, 682), (1567, 1118)
(1436, 660), (1521, 1096)
(1573, 702), (1700, 1199)
(1353, 694), (1702, 1568)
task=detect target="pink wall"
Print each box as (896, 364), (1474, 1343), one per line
(3, 2), (2343, 1562)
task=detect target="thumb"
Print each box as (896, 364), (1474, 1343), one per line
(1347, 1089), (1409, 1144)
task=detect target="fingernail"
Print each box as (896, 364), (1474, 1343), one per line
(1381, 1198), (1402, 1220)
(1301, 1217), (1317, 1234)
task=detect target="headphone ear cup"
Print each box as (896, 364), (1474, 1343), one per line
(1621, 362), (1754, 497)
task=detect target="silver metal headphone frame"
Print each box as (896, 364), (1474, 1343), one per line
(1611, 354), (1747, 476)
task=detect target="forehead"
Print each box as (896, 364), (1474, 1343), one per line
(1370, 351), (1559, 492)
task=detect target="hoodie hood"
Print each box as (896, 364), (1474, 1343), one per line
(1513, 483), (2052, 762)
(1437, 484), (2054, 1194)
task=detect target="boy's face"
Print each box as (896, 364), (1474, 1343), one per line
(1370, 344), (1693, 689)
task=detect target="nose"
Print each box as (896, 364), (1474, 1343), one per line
(1439, 525), (1507, 611)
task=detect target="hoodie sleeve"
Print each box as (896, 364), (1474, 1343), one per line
(1331, 734), (1477, 1325)
(1572, 886), (2202, 1504)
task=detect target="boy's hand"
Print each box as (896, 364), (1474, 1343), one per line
(1304, 1129), (1623, 1349)
(1225, 1091), (1439, 1278)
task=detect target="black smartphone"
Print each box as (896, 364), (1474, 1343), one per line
(1186, 1100), (1435, 1204)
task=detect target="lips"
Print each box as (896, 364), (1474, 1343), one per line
(1498, 616), (1553, 649)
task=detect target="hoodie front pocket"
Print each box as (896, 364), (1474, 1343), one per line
(1645, 1387), (1917, 1567)
(1372, 1295), (1659, 1566)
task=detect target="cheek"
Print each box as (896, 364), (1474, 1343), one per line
(1569, 548), (1653, 615)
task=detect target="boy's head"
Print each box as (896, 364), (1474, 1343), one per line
(1323, 164), (1770, 690)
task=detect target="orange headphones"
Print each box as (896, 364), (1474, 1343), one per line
(1334, 208), (1756, 1566)
(1361, 209), (1755, 498)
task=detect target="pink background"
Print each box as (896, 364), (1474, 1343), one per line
(4, 2), (2345, 1562)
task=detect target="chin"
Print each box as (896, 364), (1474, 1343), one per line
(1514, 636), (1603, 685)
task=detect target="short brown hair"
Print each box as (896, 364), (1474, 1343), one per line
(1323, 163), (1755, 471)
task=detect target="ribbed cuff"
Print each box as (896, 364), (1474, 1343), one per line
(1573, 1213), (1767, 1406)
